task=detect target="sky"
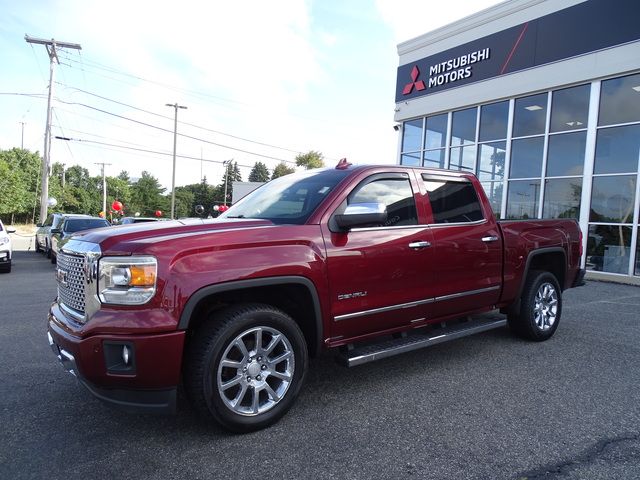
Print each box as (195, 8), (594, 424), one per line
(0, 0), (502, 191)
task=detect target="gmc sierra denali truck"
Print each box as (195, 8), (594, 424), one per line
(47, 162), (585, 432)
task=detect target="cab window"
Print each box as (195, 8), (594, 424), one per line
(348, 176), (418, 227)
(423, 177), (484, 224)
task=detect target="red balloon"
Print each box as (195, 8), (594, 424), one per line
(111, 200), (123, 212)
(155, 210), (163, 217)
(219, 205), (229, 212)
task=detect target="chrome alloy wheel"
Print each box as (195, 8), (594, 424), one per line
(533, 282), (558, 331)
(217, 326), (295, 416)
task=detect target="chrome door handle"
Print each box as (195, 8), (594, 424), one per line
(481, 236), (499, 242)
(408, 241), (431, 249)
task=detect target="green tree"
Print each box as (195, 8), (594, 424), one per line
(218, 161), (243, 204)
(271, 162), (295, 180)
(295, 150), (324, 170)
(248, 161), (270, 182)
(173, 188), (195, 218)
(0, 148), (42, 223)
(130, 171), (169, 217)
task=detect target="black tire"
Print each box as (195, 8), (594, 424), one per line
(45, 242), (51, 259)
(184, 303), (308, 433)
(508, 270), (562, 341)
(50, 252), (56, 264)
(0, 263), (10, 274)
(35, 239), (42, 253)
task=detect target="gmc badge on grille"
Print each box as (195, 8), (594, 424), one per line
(56, 268), (68, 287)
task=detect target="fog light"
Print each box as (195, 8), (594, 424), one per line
(122, 345), (130, 365)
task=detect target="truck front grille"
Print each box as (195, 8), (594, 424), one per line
(56, 252), (86, 318)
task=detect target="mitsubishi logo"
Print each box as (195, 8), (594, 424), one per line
(402, 65), (426, 95)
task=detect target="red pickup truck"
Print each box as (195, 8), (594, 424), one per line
(47, 162), (585, 432)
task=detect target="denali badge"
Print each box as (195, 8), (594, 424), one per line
(56, 268), (68, 287)
(338, 291), (368, 300)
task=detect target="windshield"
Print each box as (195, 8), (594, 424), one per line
(219, 169), (350, 225)
(64, 218), (110, 233)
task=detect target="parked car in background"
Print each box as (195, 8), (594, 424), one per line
(36, 213), (71, 258)
(0, 219), (16, 273)
(50, 216), (110, 264)
(119, 217), (162, 224)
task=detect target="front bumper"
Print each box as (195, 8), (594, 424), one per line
(48, 303), (186, 414)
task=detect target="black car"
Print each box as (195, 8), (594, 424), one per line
(50, 216), (110, 263)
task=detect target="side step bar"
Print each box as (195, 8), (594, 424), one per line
(337, 313), (507, 367)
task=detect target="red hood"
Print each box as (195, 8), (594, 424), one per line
(71, 217), (275, 254)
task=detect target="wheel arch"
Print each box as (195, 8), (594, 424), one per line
(179, 276), (324, 357)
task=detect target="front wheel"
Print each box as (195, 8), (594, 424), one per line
(508, 270), (562, 341)
(185, 303), (308, 432)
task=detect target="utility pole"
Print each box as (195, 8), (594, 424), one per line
(19, 122), (25, 149)
(25, 35), (81, 223)
(223, 159), (233, 206)
(61, 163), (66, 188)
(165, 102), (187, 219)
(95, 162), (111, 216)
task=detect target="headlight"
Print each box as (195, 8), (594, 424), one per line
(98, 256), (157, 305)
(0, 237), (9, 246)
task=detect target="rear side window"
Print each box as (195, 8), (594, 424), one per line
(349, 177), (418, 227)
(423, 176), (484, 224)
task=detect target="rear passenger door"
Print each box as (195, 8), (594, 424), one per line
(420, 174), (502, 318)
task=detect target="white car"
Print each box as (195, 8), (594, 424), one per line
(0, 219), (16, 273)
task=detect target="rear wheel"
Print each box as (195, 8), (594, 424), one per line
(185, 303), (308, 432)
(508, 270), (562, 341)
(0, 262), (10, 274)
(35, 238), (42, 253)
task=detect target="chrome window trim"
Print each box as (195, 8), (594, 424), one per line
(334, 285), (500, 321)
(350, 224), (427, 233)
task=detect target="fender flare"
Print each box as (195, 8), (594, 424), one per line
(178, 276), (324, 355)
(508, 247), (567, 314)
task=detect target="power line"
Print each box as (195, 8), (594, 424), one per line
(53, 97), (297, 163)
(56, 82), (304, 155)
(55, 135), (256, 168)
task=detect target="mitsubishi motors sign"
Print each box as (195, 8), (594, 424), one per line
(395, 0), (640, 102)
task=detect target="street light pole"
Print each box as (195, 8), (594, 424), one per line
(166, 102), (187, 219)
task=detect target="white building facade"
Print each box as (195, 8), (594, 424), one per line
(394, 0), (640, 281)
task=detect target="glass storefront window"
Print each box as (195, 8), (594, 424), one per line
(510, 137), (544, 178)
(598, 73), (640, 126)
(506, 180), (540, 219)
(550, 84), (590, 133)
(423, 149), (445, 168)
(542, 177), (582, 219)
(479, 101), (509, 142)
(513, 93), (547, 137)
(401, 152), (421, 166)
(593, 124), (640, 174)
(586, 224), (632, 274)
(546, 132), (586, 177)
(481, 182), (502, 218)
(425, 114), (448, 150)
(636, 227), (640, 276)
(449, 145), (475, 172)
(402, 119), (423, 152)
(589, 175), (637, 223)
(477, 141), (506, 181)
(451, 108), (477, 146)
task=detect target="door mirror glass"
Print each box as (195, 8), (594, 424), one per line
(335, 203), (387, 230)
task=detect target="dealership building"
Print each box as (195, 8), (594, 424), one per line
(394, 0), (640, 282)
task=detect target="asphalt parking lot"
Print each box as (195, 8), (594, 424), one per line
(1, 244), (639, 480)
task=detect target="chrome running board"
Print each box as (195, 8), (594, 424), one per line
(337, 312), (507, 367)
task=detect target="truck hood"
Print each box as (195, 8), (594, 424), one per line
(68, 217), (275, 254)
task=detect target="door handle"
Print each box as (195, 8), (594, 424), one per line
(408, 241), (431, 249)
(481, 236), (499, 242)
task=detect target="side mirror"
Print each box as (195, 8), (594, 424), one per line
(7, 228), (16, 234)
(36, 223), (43, 228)
(334, 203), (387, 231)
(50, 228), (61, 234)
